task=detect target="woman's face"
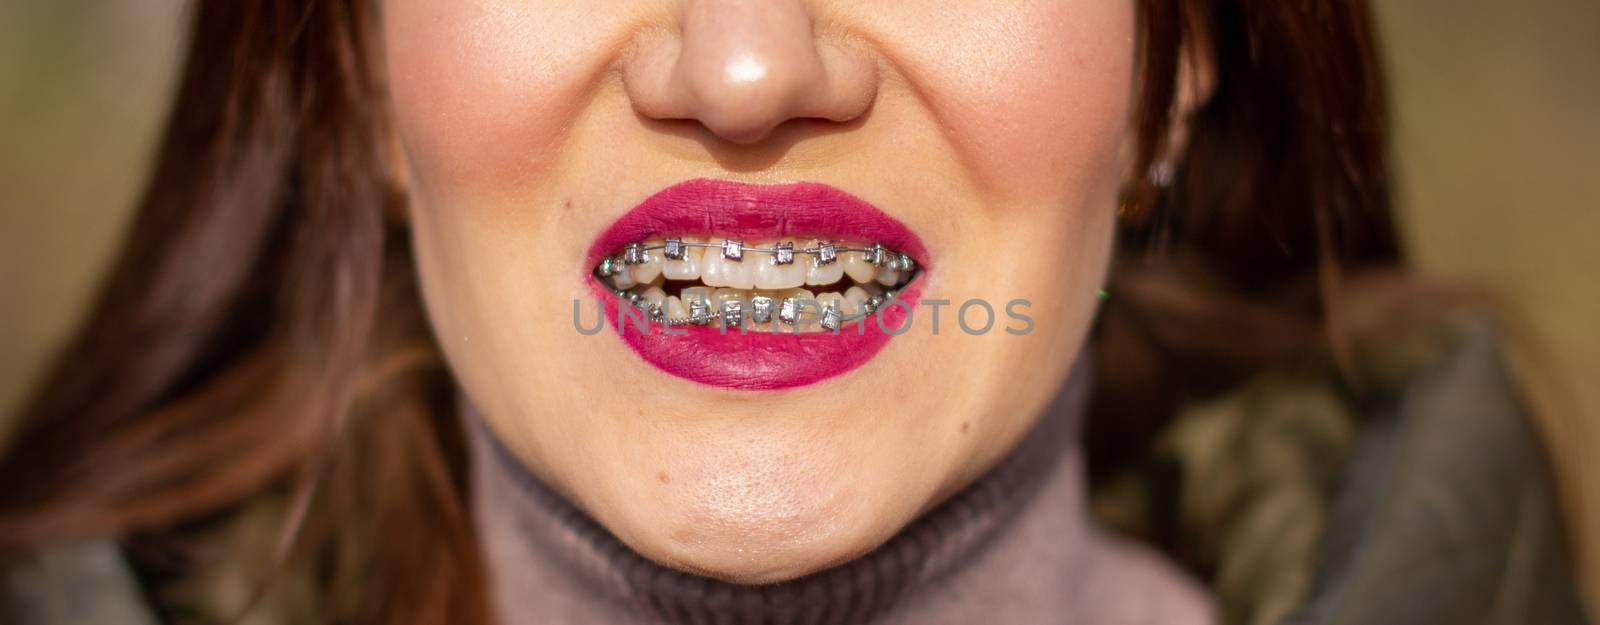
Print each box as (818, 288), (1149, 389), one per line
(384, 0), (1135, 583)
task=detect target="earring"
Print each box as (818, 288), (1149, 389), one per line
(1149, 160), (1175, 189)
(1117, 157), (1177, 219)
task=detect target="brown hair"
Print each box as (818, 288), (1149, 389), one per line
(0, 2), (1398, 622)
(1094, 1), (1400, 486)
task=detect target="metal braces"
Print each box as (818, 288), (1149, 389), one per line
(611, 287), (903, 330)
(598, 239), (915, 277)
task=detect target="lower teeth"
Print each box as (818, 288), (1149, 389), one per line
(611, 284), (901, 331)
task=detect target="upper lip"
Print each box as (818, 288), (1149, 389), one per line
(586, 178), (928, 270)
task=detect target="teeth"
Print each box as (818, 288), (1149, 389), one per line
(663, 238), (688, 261)
(631, 238), (664, 284)
(778, 297), (802, 326)
(777, 288), (818, 330)
(680, 286), (713, 309)
(714, 288), (763, 330)
(641, 286), (666, 308)
(821, 306), (843, 331)
(816, 293), (845, 331)
(875, 266), (901, 286)
(841, 250), (877, 284)
(864, 244), (887, 266)
(663, 236), (704, 280)
(753, 239), (806, 289)
(750, 295), (775, 324)
(843, 285), (870, 316)
(664, 296), (687, 319)
(721, 299), (744, 327)
(606, 238), (912, 288)
(815, 241), (838, 266)
(893, 253), (915, 273)
(781, 287), (816, 302)
(721, 239), (745, 261)
(712, 287), (746, 311)
(601, 238), (918, 332)
(702, 242), (755, 288)
(803, 239), (845, 286)
(623, 242), (647, 265)
(688, 298), (711, 325)
(613, 265), (639, 289)
(620, 282), (904, 332)
(772, 241), (795, 265)
(865, 289), (886, 313)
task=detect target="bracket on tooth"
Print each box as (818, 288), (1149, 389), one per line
(623, 242), (646, 265)
(721, 239), (745, 261)
(750, 295), (774, 323)
(820, 302), (843, 331)
(865, 244), (888, 267)
(721, 299), (743, 327)
(663, 238), (687, 261)
(772, 241), (794, 265)
(778, 297), (802, 326)
(814, 241), (837, 266)
(893, 253), (914, 272)
(688, 298), (712, 325)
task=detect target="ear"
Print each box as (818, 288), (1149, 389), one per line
(381, 114), (413, 226)
(1162, 25), (1218, 169)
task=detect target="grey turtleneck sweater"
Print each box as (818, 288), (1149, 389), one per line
(466, 364), (1216, 625)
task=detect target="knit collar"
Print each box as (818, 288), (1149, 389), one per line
(465, 361), (1091, 625)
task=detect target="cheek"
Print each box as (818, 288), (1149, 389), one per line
(383, 0), (631, 205)
(885, 1), (1137, 204)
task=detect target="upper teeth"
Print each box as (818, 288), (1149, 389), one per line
(600, 238), (913, 291)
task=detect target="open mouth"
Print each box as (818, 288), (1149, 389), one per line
(594, 238), (918, 332)
(585, 178), (927, 390)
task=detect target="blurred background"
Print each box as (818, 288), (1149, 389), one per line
(1, 0), (1595, 606)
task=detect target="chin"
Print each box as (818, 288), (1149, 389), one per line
(616, 449), (903, 585)
(650, 503), (886, 585)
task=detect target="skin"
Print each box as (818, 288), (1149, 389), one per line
(382, 0), (1208, 592)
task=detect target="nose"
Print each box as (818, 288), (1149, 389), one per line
(623, 0), (878, 145)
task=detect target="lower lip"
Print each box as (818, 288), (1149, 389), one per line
(587, 178), (926, 391)
(590, 281), (920, 390)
